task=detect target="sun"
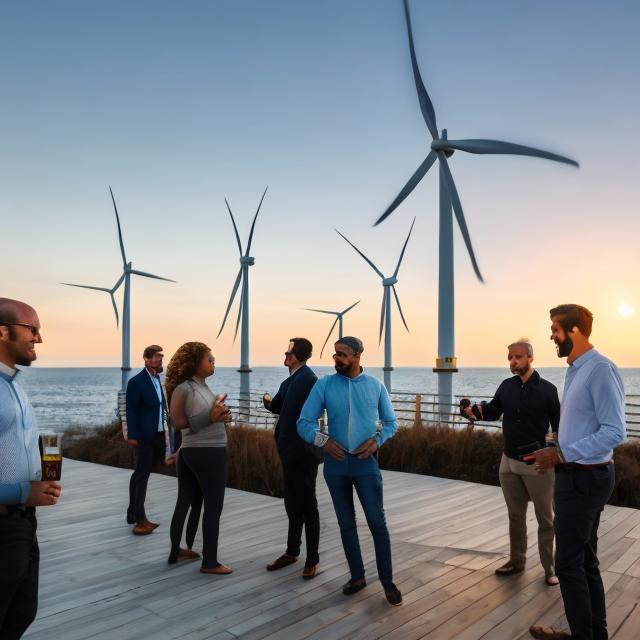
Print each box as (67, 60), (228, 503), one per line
(618, 303), (635, 318)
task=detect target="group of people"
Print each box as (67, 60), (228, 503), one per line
(0, 297), (628, 640)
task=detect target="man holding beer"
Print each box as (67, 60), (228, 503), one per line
(0, 298), (62, 640)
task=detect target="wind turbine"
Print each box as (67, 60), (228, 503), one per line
(63, 187), (175, 392)
(217, 187), (268, 373)
(336, 218), (415, 391)
(375, 0), (579, 414)
(304, 300), (360, 358)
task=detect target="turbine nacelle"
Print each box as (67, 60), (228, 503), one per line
(240, 256), (255, 267)
(382, 276), (398, 287)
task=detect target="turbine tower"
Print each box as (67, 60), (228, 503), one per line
(375, 0), (579, 415)
(217, 187), (268, 373)
(63, 187), (175, 392)
(304, 300), (360, 358)
(337, 218), (415, 391)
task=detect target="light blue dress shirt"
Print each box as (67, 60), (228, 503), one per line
(558, 349), (626, 464)
(146, 369), (164, 432)
(0, 362), (41, 505)
(297, 371), (398, 475)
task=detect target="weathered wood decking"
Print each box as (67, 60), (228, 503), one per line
(24, 459), (640, 640)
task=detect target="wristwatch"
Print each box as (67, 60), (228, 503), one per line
(314, 432), (330, 447)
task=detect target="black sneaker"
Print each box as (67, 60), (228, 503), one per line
(342, 578), (367, 595)
(384, 582), (403, 606)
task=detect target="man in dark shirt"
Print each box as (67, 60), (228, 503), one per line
(263, 337), (321, 579)
(462, 339), (560, 584)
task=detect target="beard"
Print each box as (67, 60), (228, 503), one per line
(511, 363), (530, 376)
(7, 331), (36, 366)
(334, 361), (349, 374)
(556, 336), (573, 358)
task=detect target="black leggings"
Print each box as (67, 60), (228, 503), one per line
(170, 447), (227, 568)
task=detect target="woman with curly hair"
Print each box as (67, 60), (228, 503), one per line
(166, 342), (233, 574)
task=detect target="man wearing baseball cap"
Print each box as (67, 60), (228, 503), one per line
(297, 336), (402, 606)
(125, 344), (168, 535)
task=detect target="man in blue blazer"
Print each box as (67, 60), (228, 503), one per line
(126, 344), (168, 535)
(263, 337), (321, 579)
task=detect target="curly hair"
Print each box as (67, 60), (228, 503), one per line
(165, 342), (211, 403)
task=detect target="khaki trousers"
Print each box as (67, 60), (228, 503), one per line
(499, 453), (555, 575)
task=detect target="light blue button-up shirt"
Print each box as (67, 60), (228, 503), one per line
(0, 361), (41, 505)
(297, 371), (398, 475)
(146, 369), (165, 432)
(558, 349), (626, 464)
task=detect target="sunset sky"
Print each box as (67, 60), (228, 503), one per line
(2, 1), (639, 368)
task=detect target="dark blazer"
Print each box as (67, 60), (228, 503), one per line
(267, 365), (320, 462)
(126, 369), (165, 442)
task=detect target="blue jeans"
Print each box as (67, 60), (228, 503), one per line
(324, 469), (393, 587)
(554, 464), (615, 640)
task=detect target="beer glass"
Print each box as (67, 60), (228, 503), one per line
(40, 433), (62, 481)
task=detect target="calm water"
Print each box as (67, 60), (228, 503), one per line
(15, 366), (640, 433)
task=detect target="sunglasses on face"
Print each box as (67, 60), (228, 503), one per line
(1, 323), (41, 337)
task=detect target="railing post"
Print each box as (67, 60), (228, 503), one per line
(414, 394), (422, 428)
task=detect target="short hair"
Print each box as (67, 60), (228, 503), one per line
(508, 338), (533, 357)
(289, 337), (312, 362)
(143, 344), (163, 359)
(550, 304), (594, 338)
(0, 298), (21, 325)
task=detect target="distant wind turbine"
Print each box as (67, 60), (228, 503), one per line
(337, 218), (416, 391)
(304, 300), (360, 358)
(62, 187), (175, 392)
(217, 187), (268, 373)
(375, 0), (579, 412)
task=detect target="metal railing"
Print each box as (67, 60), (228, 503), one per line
(223, 390), (640, 440)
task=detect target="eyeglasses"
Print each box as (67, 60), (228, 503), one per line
(1, 323), (41, 337)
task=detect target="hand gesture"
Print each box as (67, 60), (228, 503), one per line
(354, 438), (378, 459)
(324, 438), (346, 461)
(26, 481), (62, 507)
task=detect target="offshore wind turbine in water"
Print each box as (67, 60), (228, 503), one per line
(375, 0), (579, 414)
(62, 187), (175, 394)
(217, 187), (268, 375)
(304, 300), (360, 358)
(337, 218), (415, 392)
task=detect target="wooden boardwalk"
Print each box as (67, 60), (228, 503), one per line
(24, 459), (640, 640)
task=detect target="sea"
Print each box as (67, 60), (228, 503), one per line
(15, 366), (640, 434)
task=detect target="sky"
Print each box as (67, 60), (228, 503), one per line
(1, 0), (639, 368)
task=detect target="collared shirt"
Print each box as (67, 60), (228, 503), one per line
(480, 370), (560, 460)
(146, 369), (164, 432)
(558, 349), (626, 464)
(0, 361), (41, 505)
(297, 370), (398, 475)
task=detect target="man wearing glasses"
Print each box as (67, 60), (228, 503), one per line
(297, 336), (402, 606)
(125, 344), (168, 536)
(1, 298), (62, 639)
(262, 338), (321, 579)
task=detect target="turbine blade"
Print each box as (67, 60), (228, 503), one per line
(393, 217), (416, 277)
(403, 0), (438, 138)
(440, 139), (579, 167)
(379, 289), (387, 346)
(374, 151), (437, 226)
(233, 285), (244, 343)
(217, 268), (243, 338)
(335, 230), (384, 279)
(111, 273), (125, 293)
(246, 186), (268, 256)
(109, 292), (120, 328)
(109, 186), (127, 266)
(436, 151), (484, 283)
(320, 315), (340, 358)
(392, 285), (410, 332)
(225, 199), (243, 255)
(341, 300), (360, 315)
(61, 283), (112, 293)
(129, 270), (175, 283)
(304, 308), (339, 316)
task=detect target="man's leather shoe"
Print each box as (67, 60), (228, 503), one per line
(266, 554), (298, 571)
(383, 582), (403, 606)
(142, 519), (159, 530)
(200, 564), (233, 575)
(132, 522), (153, 536)
(342, 578), (367, 595)
(168, 547), (201, 564)
(302, 564), (318, 580)
(495, 561), (524, 575)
